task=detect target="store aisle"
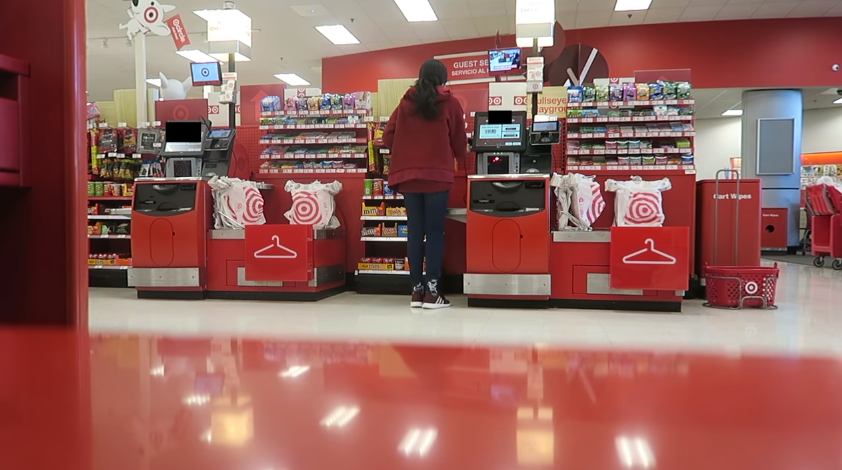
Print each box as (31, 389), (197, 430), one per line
(89, 261), (842, 356)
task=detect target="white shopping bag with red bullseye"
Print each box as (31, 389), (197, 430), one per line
(284, 180), (343, 229)
(551, 173), (605, 230)
(208, 176), (266, 229)
(605, 176), (671, 227)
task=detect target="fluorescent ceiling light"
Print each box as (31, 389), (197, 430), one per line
(320, 406), (360, 428)
(516, 37), (534, 47)
(834, 97), (842, 104)
(209, 52), (251, 62)
(279, 365), (310, 378)
(615, 0), (653, 11)
(315, 25), (360, 45)
(394, 0), (438, 22)
(722, 109), (743, 116)
(176, 49), (219, 63)
(275, 73), (311, 86)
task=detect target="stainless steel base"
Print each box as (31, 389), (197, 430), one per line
(463, 273), (551, 296)
(128, 267), (202, 287)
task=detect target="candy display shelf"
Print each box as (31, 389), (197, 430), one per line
(361, 216), (407, 221)
(567, 116), (693, 124)
(259, 123), (368, 130)
(360, 237), (408, 242)
(88, 196), (133, 202)
(260, 109), (370, 118)
(363, 195), (404, 200)
(88, 234), (131, 239)
(567, 99), (695, 108)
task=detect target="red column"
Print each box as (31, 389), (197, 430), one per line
(0, 0), (88, 325)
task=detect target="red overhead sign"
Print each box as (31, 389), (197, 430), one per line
(436, 52), (490, 82)
(165, 15), (191, 51)
(609, 227), (690, 291)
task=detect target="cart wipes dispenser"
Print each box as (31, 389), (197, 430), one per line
(208, 176), (267, 229)
(605, 176), (671, 227)
(284, 180), (343, 229)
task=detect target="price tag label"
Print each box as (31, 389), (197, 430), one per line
(117, 122), (127, 128)
(379, 116), (390, 122)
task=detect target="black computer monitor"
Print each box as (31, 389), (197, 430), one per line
(166, 120), (203, 143)
(472, 111), (528, 152)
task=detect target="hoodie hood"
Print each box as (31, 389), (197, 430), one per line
(402, 85), (453, 103)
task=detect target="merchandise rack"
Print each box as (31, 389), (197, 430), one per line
(355, 116), (416, 294)
(564, 97), (696, 173)
(256, 109), (372, 177)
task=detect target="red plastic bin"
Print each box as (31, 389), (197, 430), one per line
(704, 264), (779, 309)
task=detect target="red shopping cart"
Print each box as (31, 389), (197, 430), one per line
(805, 183), (842, 270)
(703, 170), (778, 309)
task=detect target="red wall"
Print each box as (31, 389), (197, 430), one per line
(0, 0), (88, 325)
(323, 18), (842, 93)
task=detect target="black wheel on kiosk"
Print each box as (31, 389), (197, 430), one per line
(813, 256), (825, 268)
(832, 259), (842, 271)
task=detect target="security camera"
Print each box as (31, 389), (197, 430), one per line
(833, 64), (840, 72)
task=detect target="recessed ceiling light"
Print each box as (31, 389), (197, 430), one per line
(834, 97), (842, 104)
(394, 0), (438, 22)
(275, 73), (311, 86)
(615, 0), (652, 11)
(722, 109), (743, 116)
(146, 79), (162, 88)
(316, 25), (360, 45)
(176, 49), (219, 63)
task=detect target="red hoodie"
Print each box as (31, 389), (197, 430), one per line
(383, 86), (468, 193)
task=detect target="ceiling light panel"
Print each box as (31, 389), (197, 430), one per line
(834, 97), (842, 104)
(176, 49), (219, 63)
(394, 0), (438, 22)
(315, 25), (360, 45)
(722, 109), (743, 116)
(275, 73), (311, 86)
(615, 0), (653, 12)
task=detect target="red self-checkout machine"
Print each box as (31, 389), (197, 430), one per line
(129, 118), (345, 300)
(465, 100), (694, 312)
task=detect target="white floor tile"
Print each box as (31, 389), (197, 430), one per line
(89, 259), (842, 356)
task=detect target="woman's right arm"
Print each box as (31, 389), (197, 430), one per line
(383, 107), (400, 150)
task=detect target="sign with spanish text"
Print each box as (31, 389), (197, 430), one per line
(436, 52), (491, 83)
(536, 86), (567, 118)
(610, 227), (689, 291)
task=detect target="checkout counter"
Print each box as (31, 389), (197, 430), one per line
(129, 119), (345, 300)
(464, 111), (558, 308)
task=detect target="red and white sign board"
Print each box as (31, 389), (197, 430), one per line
(165, 14), (190, 50)
(245, 225), (311, 282)
(488, 82), (528, 111)
(436, 52), (491, 83)
(609, 227), (690, 291)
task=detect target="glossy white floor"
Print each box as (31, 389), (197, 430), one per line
(89, 260), (842, 355)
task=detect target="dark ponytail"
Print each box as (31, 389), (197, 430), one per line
(413, 59), (448, 120)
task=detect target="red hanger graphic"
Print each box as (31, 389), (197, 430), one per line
(253, 235), (298, 259)
(622, 239), (676, 265)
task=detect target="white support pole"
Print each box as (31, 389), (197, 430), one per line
(134, 34), (148, 125)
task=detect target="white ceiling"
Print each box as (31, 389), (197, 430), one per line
(694, 87), (842, 118)
(85, 0), (842, 101)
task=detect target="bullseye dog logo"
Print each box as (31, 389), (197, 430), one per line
(291, 191), (322, 225)
(119, 0), (177, 41)
(624, 191), (664, 226)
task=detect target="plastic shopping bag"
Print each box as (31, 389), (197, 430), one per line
(605, 176), (671, 227)
(284, 180), (343, 228)
(208, 176), (267, 229)
(551, 173), (605, 230)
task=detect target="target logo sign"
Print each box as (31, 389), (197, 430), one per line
(624, 191), (664, 226)
(144, 7), (159, 24)
(172, 105), (189, 120)
(208, 105), (220, 114)
(241, 187), (264, 224)
(609, 227), (690, 291)
(244, 225), (311, 282)
(290, 191), (323, 225)
(514, 96), (528, 106)
(489, 96), (504, 106)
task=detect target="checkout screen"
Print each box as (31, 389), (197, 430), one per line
(476, 122), (524, 148)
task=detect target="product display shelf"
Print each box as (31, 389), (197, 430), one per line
(565, 96), (696, 173)
(87, 195), (133, 287)
(257, 110), (372, 177)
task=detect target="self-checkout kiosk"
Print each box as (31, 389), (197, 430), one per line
(129, 120), (223, 298)
(464, 111), (559, 308)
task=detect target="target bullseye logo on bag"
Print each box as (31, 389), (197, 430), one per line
(625, 192), (664, 226)
(610, 227), (690, 291)
(290, 191), (323, 225)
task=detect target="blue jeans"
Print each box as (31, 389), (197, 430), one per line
(403, 191), (449, 289)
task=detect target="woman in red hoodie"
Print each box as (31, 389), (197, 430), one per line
(383, 59), (468, 309)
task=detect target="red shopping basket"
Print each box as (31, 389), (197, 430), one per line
(704, 264), (779, 309)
